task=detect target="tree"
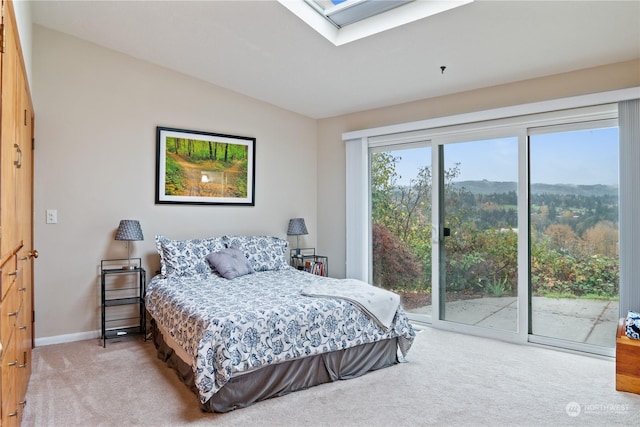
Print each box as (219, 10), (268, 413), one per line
(582, 221), (618, 257)
(372, 223), (423, 291)
(370, 155), (469, 293)
(371, 152), (399, 228)
(371, 152), (433, 290)
(545, 223), (578, 253)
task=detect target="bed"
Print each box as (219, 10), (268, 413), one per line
(145, 234), (416, 412)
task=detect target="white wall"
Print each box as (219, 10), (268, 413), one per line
(32, 26), (317, 342)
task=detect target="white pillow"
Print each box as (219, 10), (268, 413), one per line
(224, 235), (289, 271)
(155, 235), (226, 277)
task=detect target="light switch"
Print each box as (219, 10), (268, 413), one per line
(46, 209), (57, 224)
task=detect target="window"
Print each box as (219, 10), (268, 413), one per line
(306, 0), (413, 28)
(278, 0), (473, 45)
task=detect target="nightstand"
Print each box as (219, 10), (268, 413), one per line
(100, 258), (146, 347)
(290, 248), (328, 276)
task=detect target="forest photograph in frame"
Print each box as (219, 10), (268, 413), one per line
(155, 127), (255, 206)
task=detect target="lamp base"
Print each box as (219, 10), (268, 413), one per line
(122, 246), (137, 270)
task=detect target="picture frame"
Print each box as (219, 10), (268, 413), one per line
(155, 126), (256, 206)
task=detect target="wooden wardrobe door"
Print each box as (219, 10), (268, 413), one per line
(0, 1), (35, 425)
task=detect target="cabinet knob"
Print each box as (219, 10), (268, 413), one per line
(28, 249), (39, 259)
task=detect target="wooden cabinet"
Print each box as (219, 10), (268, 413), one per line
(616, 318), (640, 395)
(0, 1), (35, 425)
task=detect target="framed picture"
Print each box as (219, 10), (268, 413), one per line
(155, 127), (256, 206)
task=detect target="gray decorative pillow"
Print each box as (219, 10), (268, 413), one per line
(206, 248), (254, 279)
(155, 235), (226, 277)
(224, 235), (289, 272)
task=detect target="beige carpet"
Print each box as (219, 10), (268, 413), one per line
(22, 327), (640, 426)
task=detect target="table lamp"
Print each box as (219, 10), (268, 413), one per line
(287, 218), (308, 255)
(115, 219), (143, 270)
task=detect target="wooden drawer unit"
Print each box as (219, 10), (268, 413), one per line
(1, 255), (22, 426)
(16, 249), (33, 392)
(616, 318), (640, 394)
(1, 325), (18, 426)
(0, 265), (20, 348)
(0, 256), (18, 300)
(15, 296), (30, 401)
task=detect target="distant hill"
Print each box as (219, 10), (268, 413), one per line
(452, 180), (516, 194)
(452, 180), (618, 197)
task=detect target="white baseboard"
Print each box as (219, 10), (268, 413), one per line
(34, 330), (100, 347)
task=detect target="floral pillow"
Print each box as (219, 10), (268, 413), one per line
(155, 235), (226, 277)
(206, 248), (254, 279)
(224, 235), (289, 272)
(626, 310), (640, 340)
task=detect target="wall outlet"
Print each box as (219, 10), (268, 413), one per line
(46, 209), (57, 224)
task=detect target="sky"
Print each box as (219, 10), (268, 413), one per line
(389, 127), (619, 186)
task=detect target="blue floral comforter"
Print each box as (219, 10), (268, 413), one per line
(145, 267), (415, 403)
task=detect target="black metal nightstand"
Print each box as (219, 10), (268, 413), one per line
(100, 258), (146, 347)
(290, 248), (328, 276)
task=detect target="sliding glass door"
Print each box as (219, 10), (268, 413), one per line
(365, 107), (620, 354)
(370, 144), (432, 322)
(439, 137), (519, 332)
(529, 124), (619, 350)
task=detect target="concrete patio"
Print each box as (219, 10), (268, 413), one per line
(408, 297), (619, 348)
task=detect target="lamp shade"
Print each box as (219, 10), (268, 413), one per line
(287, 218), (308, 236)
(115, 220), (144, 241)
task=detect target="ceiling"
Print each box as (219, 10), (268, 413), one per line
(31, 1), (640, 119)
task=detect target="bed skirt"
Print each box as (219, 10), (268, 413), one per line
(149, 318), (399, 412)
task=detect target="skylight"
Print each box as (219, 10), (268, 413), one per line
(306, 0), (414, 28)
(278, 0), (474, 46)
